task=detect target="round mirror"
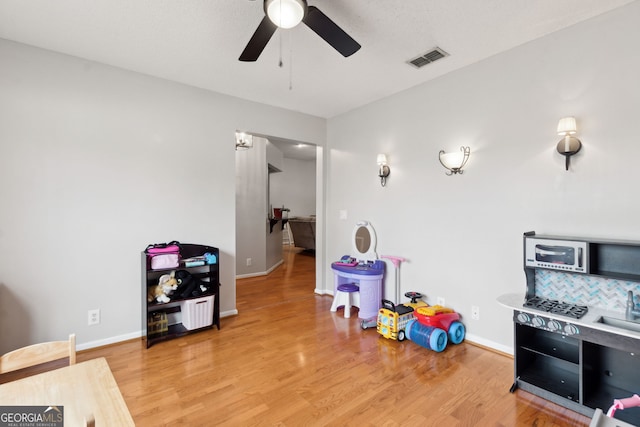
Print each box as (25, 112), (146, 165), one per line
(351, 221), (377, 262)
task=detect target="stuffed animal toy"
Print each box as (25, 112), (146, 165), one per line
(174, 270), (211, 299)
(148, 271), (179, 303)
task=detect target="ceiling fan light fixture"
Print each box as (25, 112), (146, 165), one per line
(265, 0), (306, 29)
(240, 0), (359, 62)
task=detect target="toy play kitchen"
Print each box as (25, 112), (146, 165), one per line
(498, 231), (640, 425)
(331, 221), (384, 320)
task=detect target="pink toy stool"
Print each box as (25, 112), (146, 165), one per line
(330, 283), (360, 318)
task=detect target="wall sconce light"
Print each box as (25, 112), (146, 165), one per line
(556, 117), (582, 171)
(235, 132), (254, 150)
(438, 146), (470, 175)
(377, 154), (390, 187)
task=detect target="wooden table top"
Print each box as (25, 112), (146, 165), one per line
(0, 357), (134, 426)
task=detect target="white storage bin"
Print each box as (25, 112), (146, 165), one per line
(180, 295), (214, 330)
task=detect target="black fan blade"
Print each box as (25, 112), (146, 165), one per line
(303, 6), (360, 57)
(239, 16), (278, 62)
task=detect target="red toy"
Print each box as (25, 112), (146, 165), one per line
(414, 305), (466, 345)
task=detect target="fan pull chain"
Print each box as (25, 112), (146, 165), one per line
(278, 30), (283, 68)
(276, 26), (293, 90)
(289, 30), (293, 90)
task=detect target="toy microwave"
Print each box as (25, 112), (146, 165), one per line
(525, 236), (588, 273)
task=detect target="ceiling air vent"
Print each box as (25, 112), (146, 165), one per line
(408, 47), (449, 69)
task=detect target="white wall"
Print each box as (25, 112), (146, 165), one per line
(236, 137), (289, 277)
(270, 157), (317, 218)
(235, 137), (268, 276)
(325, 2), (640, 353)
(0, 39), (325, 352)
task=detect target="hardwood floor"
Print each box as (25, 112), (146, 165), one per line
(77, 247), (591, 426)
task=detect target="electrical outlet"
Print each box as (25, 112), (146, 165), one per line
(88, 309), (100, 326)
(437, 297), (445, 306)
(472, 305), (480, 320)
(246, 258), (252, 266)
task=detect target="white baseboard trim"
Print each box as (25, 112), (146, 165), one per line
(236, 260), (284, 279)
(236, 272), (263, 279)
(77, 310), (239, 351)
(464, 332), (513, 356)
(77, 330), (142, 351)
(221, 309), (238, 317)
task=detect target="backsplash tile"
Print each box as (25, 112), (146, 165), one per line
(535, 269), (640, 312)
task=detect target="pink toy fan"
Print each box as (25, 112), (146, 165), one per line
(381, 255), (407, 305)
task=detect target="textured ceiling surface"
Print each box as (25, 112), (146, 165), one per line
(0, 0), (635, 119)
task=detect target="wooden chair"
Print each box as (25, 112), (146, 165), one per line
(0, 334), (76, 375)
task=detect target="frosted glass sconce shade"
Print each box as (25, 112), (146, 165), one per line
(438, 146), (470, 175)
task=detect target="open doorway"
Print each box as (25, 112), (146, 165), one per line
(235, 134), (317, 289)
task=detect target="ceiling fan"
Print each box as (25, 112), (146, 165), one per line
(239, 0), (361, 62)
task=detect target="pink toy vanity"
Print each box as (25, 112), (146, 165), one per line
(330, 221), (384, 319)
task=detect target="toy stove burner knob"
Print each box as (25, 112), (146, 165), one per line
(532, 317), (545, 328)
(564, 324), (579, 335)
(548, 320), (561, 331)
(516, 312), (531, 323)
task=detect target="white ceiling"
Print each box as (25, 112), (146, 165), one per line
(0, 0), (635, 121)
(268, 138), (318, 161)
